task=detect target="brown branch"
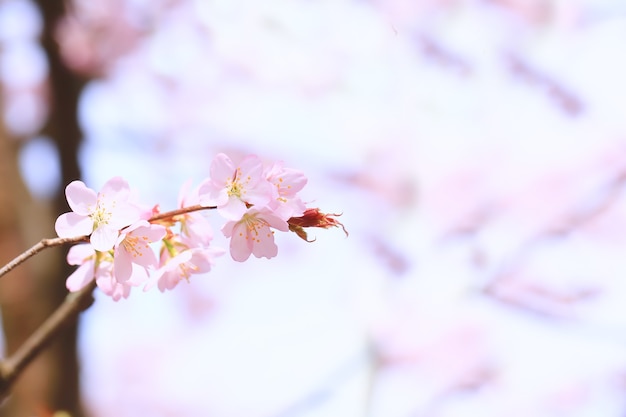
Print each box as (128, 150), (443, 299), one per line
(0, 236), (88, 280)
(0, 204), (218, 281)
(148, 204), (216, 223)
(0, 279), (97, 400)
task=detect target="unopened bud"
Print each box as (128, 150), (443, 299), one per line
(287, 208), (348, 242)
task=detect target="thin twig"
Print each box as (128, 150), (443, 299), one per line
(0, 205), (217, 281)
(148, 204), (216, 222)
(0, 236), (88, 280)
(0, 279), (97, 399)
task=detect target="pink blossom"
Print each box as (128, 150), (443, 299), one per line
(96, 262), (145, 301)
(222, 208), (289, 262)
(198, 153), (272, 220)
(66, 243), (142, 301)
(55, 177), (141, 251)
(66, 244), (100, 292)
(113, 220), (166, 282)
(177, 180), (213, 247)
(146, 246), (224, 292)
(265, 162), (308, 220)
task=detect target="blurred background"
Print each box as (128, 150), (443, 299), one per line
(2, 0), (626, 416)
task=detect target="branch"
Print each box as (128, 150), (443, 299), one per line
(0, 278), (97, 399)
(0, 236), (88, 280)
(148, 204), (216, 223)
(0, 204), (218, 281)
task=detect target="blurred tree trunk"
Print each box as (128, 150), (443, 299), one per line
(0, 0), (86, 415)
(0, 116), (77, 416)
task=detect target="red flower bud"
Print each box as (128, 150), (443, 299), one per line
(287, 208), (348, 242)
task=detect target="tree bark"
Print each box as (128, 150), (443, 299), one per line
(0, 114), (78, 416)
(0, 0), (86, 414)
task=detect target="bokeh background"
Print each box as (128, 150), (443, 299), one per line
(2, 0), (626, 416)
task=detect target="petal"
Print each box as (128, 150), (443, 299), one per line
(99, 176), (131, 204)
(218, 198), (248, 220)
(65, 181), (97, 215)
(121, 220), (149, 235)
(229, 223), (253, 262)
(66, 262), (95, 292)
(250, 225), (279, 259)
(269, 198), (306, 221)
(221, 219), (237, 238)
(191, 247), (224, 272)
(134, 242), (159, 268)
(238, 155), (264, 183)
(140, 224), (167, 242)
(67, 244), (95, 265)
(276, 168), (308, 196)
(177, 179), (193, 208)
(210, 153), (236, 184)
(157, 270), (180, 292)
(259, 210), (290, 232)
(96, 275), (129, 301)
(113, 247), (133, 282)
(108, 201), (142, 229)
(183, 215), (213, 246)
(55, 212), (93, 238)
(242, 180), (272, 207)
(90, 226), (119, 252)
(127, 263), (150, 285)
(142, 269), (162, 292)
(198, 180), (229, 207)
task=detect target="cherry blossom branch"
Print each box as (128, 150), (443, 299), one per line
(0, 153), (345, 403)
(0, 279), (97, 399)
(0, 205), (218, 281)
(0, 205), (219, 397)
(148, 204), (216, 223)
(0, 236), (88, 280)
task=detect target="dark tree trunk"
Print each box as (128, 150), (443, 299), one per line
(0, 0), (86, 415)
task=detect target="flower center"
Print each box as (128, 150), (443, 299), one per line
(178, 262), (198, 282)
(241, 213), (273, 243)
(226, 168), (251, 199)
(91, 201), (112, 230)
(121, 234), (147, 259)
(227, 180), (243, 198)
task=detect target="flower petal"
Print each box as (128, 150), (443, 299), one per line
(67, 244), (95, 265)
(242, 180), (272, 207)
(210, 153), (235, 184)
(260, 210), (290, 232)
(55, 212), (93, 238)
(250, 225), (279, 259)
(229, 222), (253, 262)
(218, 198), (248, 220)
(90, 225), (119, 252)
(66, 262), (95, 292)
(65, 181), (97, 215)
(99, 176), (131, 204)
(238, 155), (265, 184)
(198, 180), (229, 207)
(113, 247), (133, 282)
(108, 201), (142, 229)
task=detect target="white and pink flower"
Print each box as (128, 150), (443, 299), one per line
(56, 153), (327, 299)
(66, 243), (147, 301)
(113, 220), (166, 282)
(55, 177), (141, 251)
(264, 161), (308, 220)
(222, 207), (289, 262)
(177, 180), (213, 247)
(147, 246), (224, 292)
(198, 153), (273, 220)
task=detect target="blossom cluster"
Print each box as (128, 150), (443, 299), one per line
(54, 153), (345, 300)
